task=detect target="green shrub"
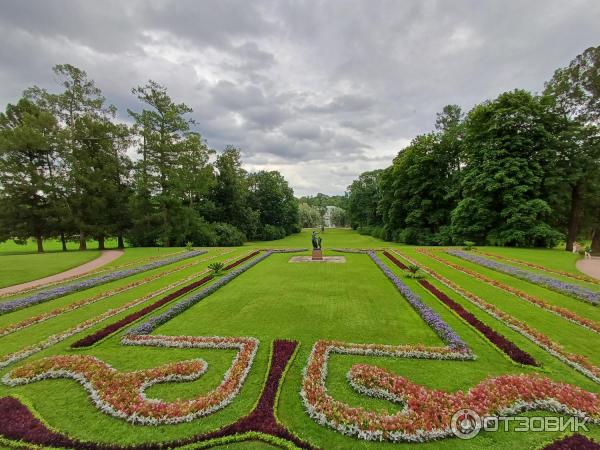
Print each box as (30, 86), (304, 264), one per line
(261, 224), (286, 241)
(214, 223), (246, 246)
(463, 241), (476, 251)
(185, 241), (194, 251)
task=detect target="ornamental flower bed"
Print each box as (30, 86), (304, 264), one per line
(396, 249), (600, 384)
(420, 249), (600, 335)
(299, 339), (594, 442)
(128, 251), (272, 335)
(4, 334), (259, 425)
(383, 251), (408, 269)
(418, 279), (538, 366)
(448, 250), (600, 306)
(368, 251), (468, 351)
(0, 250), (207, 315)
(0, 251), (225, 339)
(474, 249), (600, 286)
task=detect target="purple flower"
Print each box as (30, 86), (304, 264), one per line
(448, 250), (600, 306)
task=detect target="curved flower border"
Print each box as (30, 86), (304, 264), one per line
(448, 250), (600, 306)
(0, 250), (208, 315)
(3, 334), (259, 425)
(395, 249), (600, 384)
(420, 249), (600, 334)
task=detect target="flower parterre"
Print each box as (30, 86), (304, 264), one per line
(0, 251), (256, 368)
(474, 249), (600, 286)
(0, 250), (208, 315)
(3, 334), (259, 425)
(397, 249), (600, 384)
(448, 250), (600, 305)
(420, 249), (600, 334)
(368, 251), (468, 351)
(0, 250), (235, 339)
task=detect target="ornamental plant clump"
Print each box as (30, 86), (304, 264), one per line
(463, 241), (476, 250)
(208, 262), (225, 275)
(0, 250), (207, 315)
(448, 250), (600, 305)
(404, 264), (425, 279)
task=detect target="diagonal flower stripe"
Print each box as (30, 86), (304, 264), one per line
(418, 279), (538, 366)
(473, 249), (600, 286)
(419, 249), (600, 334)
(448, 250), (600, 305)
(0, 250), (235, 339)
(0, 250), (207, 315)
(128, 251), (272, 335)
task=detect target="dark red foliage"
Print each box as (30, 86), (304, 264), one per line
(224, 251), (260, 270)
(419, 279), (539, 366)
(383, 251), (408, 269)
(543, 434), (600, 450)
(71, 275), (213, 348)
(0, 340), (317, 449)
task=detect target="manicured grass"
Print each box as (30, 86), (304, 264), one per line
(0, 251), (101, 289)
(0, 238), (122, 254)
(0, 233), (598, 450)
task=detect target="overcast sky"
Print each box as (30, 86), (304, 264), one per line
(0, 1), (598, 196)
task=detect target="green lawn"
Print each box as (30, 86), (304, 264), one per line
(0, 231), (598, 449)
(0, 251), (101, 289)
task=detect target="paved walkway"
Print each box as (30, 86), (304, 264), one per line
(0, 250), (124, 296)
(576, 256), (600, 281)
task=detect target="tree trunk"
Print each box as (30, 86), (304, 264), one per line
(60, 232), (67, 252)
(565, 182), (583, 252)
(36, 235), (44, 253)
(97, 234), (105, 251)
(592, 229), (600, 255)
(117, 234), (125, 249)
(79, 231), (87, 251)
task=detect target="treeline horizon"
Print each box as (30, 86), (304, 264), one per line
(346, 46), (600, 252)
(0, 65), (300, 252)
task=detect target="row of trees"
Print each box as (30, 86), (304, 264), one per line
(347, 46), (600, 251)
(0, 65), (300, 252)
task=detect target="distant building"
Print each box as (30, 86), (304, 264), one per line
(323, 205), (336, 227)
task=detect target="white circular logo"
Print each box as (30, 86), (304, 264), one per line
(451, 408), (482, 439)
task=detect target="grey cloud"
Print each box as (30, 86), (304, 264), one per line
(0, 0), (598, 196)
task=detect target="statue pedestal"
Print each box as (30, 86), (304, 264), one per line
(312, 249), (323, 260)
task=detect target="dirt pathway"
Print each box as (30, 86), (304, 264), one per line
(576, 256), (600, 281)
(0, 250), (124, 296)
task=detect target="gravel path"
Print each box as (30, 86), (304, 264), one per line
(576, 256), (600, 281)
(0, 250), (124, 296)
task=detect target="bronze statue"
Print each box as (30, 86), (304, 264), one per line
(312, 231), (322, 250)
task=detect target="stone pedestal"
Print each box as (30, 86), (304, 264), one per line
(312, 249), (323, 260)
